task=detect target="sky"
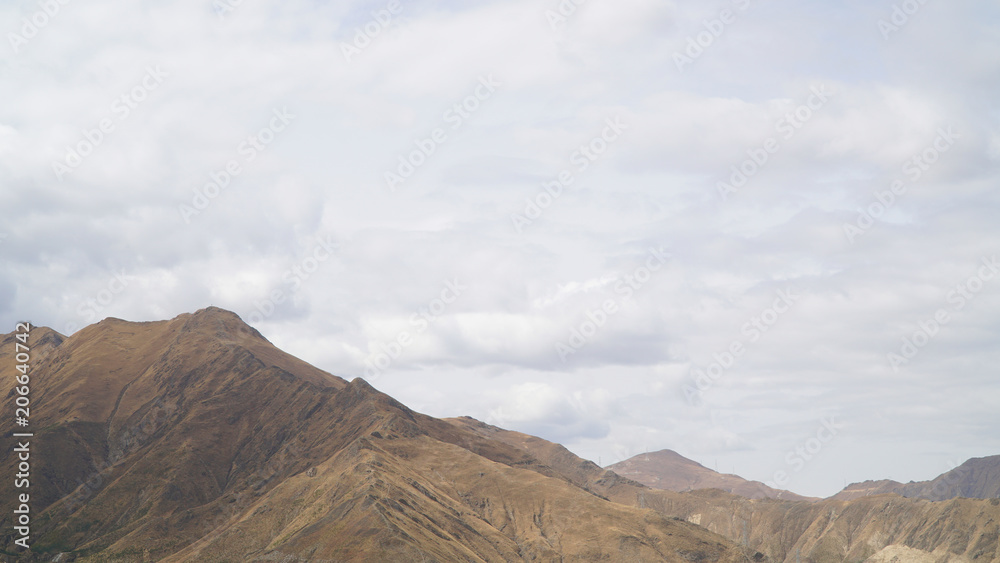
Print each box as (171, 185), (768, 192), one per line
(1, 0), (999, 498)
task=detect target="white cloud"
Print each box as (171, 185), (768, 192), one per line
(3, 0), (999, 498)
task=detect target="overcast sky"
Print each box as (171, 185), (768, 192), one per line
(2, 0), (999, 498)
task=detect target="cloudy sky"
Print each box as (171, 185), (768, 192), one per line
(2, 0), (999, 497)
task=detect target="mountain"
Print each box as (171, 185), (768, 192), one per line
(0, 308), (750, 562)
(448, 419), (1000, 562)
(832, 455), (1000, 502)
(2, 307), (999, 562)
(606, 449), (816, 502)
(482, 427), (1000, 561)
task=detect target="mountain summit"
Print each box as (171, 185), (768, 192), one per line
(606, 449), (816, 502)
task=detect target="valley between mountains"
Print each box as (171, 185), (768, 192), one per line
(2, 307), (998, 562)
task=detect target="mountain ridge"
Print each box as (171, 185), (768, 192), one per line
(1, 308), (752, 562)
(1, 307), (998, 562)
(832, 455), (1000, 502)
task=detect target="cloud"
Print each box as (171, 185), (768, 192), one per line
(487, 382), (611, 443)
(3, 0), (999, 498)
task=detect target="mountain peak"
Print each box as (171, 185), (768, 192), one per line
(178, 306), (266, 339)
(607, 448), (816, 501)
(643, 449), (708, 466)
(189, 305), (243, 320)
(348, 376), (377, 391)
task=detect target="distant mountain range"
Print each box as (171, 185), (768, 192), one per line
(830, 455), (1000, 501)
(607, 448), (1000, 505)
(2, 307), (998, 562)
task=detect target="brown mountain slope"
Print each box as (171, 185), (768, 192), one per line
(446, 415), (635, 494)
(1, 308), (751, 562)
(449, 418), (1000, 563)
(649, 488), (1000, 562)
(166, 380), (749, 562)
(605, 449), (815, 502)
(832, 456), (1000, 502)
(4, 308), (999, 562)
